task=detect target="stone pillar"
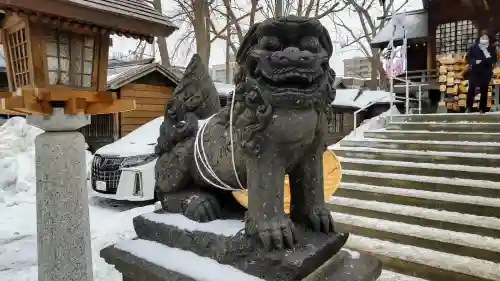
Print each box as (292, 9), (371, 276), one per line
(28, 108), (93, 281)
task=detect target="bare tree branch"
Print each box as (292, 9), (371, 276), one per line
(330, 0), (410, 89)
(313, 2), (340, 19)
(166, 0), (351, 70)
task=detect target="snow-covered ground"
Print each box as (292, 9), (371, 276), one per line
(0, 117), (156, 281)
(0, 116), (422, 281)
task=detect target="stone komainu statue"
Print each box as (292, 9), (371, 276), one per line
(154, 15), (337, 251)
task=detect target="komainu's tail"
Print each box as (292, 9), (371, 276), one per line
(155, 54), (221, 155)
(170, 54), (221, 118)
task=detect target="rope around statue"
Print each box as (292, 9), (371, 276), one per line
(193, 92), (342, 193)
(194, 91), (245, 191)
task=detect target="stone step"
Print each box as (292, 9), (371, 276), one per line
(378, 270), (429, 281)
(338, 157), (500, 182)
(327, 197), (500, 239)
(364, 130), (500, 142)
(386, 122), (500, 133)
(390, 113), (500, 123)
(335, 183), (500, 218)
(331, 212), (500, 264)
(344, 235), (500, 281)
(340, 170), (500, 199)
(335, 147), (500, 167)
(338, 139), (500, 154)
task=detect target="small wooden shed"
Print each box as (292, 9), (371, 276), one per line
(327, 89), (402, 145)
(328, 89), (363, 144)
(80, 58), (182, 152)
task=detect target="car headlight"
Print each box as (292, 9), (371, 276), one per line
(120, 154), (157, 168)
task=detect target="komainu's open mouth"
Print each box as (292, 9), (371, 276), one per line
(255, 67), (324, 90)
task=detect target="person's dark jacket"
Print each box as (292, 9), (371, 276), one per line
(467, 42), (497, 84)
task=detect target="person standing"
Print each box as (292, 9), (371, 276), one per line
(466, 30), (497, 113)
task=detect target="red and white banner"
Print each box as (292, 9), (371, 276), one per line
(382, 9), (407, 78)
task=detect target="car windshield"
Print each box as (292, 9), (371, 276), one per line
(117, 116), (211, 146)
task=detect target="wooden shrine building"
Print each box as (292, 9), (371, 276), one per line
(81, 59), (182, 152)
(371, 0), (500, 112)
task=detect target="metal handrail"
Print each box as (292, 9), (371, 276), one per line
(349, 70), (431, 138)
(392, 77), (427, 115)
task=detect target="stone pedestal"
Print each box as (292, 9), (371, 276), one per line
(28, 108), (93, 281)
(101, 211), (382, 281)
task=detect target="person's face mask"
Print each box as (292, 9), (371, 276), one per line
(480, 37), (489, 45)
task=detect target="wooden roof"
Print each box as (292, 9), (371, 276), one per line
(371, 9), (428, 47)
(0, 0), (177, 41)
(107, 59), (180, 90)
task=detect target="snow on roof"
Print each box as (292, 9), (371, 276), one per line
(332, 89), (362, 108)
(332, 89), (400, 109)
(371, 9), (428, 47)
(213, 82), (235, 96)
(355, 90), (400, 106)
(339, 76), (371, 81)
(106, 59), (180, 90)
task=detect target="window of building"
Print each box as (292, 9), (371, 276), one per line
(436, 20), (477, 55)
(214, 69), (225, 80)
(46, 30), (95, 88)
(328, 112), (344, 133)
(7, 27), (30, 88)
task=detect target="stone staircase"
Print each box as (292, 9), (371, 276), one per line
(328, 113), (500, 281)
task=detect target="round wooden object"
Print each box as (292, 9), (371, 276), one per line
(232, 151), (342, 214)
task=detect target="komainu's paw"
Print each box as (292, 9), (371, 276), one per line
(249, 215), (297, 251)
(308, 206), (336, 233)
(183, 194), (221, 222)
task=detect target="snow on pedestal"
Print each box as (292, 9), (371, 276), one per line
(114, 239), (264, 281)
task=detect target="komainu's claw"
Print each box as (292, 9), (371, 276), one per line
(308, 206), (336, 233)
(253, 215), (297, 251)
(183, 194), (221, 222)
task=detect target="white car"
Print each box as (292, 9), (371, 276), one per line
(90, 84), (235, 202)
(90, 117), (163, 201)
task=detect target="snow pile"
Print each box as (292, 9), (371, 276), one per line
(0, 197), (155, 281)
(0, 117), (43, 203)
(329, 106), (400, 149)
(0, 117), (93, 204)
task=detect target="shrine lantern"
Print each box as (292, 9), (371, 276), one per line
(0, 0), (178, 115)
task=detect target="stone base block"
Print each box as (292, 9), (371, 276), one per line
(101, 239), (382, 281)
(101, 211), (382, 281)
(133, 211), (349, 280)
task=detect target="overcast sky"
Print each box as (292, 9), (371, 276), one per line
(110, 0), (422, 77)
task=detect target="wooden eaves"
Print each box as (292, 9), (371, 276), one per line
(0, 0), (178, 43)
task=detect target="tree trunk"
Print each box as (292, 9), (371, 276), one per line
(193, 0), (210, 68)
(153, 0), (171, 67)
(275, 0), (283, 17)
